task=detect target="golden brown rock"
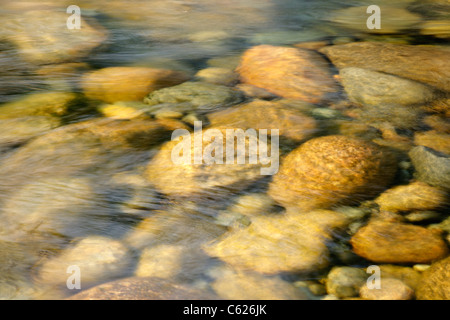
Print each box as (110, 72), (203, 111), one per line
(351, 220), (449, 264)
(320, 42), (450, 92)
(268, 135), (397, 211)
(375, 181), (448, 213)
(414, 131), (450, 155)
(207, 100), (318, 145)
(236, 45), (338, 103)
(81, 67), (189, 103)
(416, 256), (450, 300)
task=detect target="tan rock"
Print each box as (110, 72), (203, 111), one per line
(207, 100), (318, 145)
(377, 265), (422, 291)
(351, 220), (449, 264)
(237, 45), (338, 103)
(195, 67), (239, 86)
(416, 256), (450, 300)
(375, 181), (448, 213)
(268, 135), (397, 211)
(320, 42), (450, 92)
(360, 278), (414, 300)
(135, 245), (184, 279)
(81, 67), (189, 103)
(204, 210), (349, 274)
(415, 131), (450, 155)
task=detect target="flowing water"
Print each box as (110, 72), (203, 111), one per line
(0, 0), (449, 300)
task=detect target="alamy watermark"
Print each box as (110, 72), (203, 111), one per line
(170, 121), (280, 176)
(66, 5), (81, 30)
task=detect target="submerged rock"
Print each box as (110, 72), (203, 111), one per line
(81, 67), (189, 103)
(416, 256), (450, 300)
(414, 131), (450, 155)
(37, 236), (132, 288)
(351, 220), (448, 264)
(210, 267), (308, 300)
(268, 135), (397, 211)
(374, 181), (448, 213)
(320, 42), (450, 92)
(327, 6), (422, 34)
(360, 278), (414, 300)
(325, 267), (367, 299)
(236, 45), (338, 103)
(207, 100), (318, 145)
(339, 67), (435, 107)
(409, 146), (450, 190)
(195, 68), (239, 86)
(67, 277), (219, 300)
(0, 116), (60, 146)
(204, 210), (349, 274)
(145, 127), (274, 198)
(0, 10), (107, 64)
(144, 82), (244, 114)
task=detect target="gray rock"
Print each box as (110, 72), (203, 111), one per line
(67, 277), (219, 300)
(326, 267), (368, 298)
(340, 67), (434, 107)
(144, 82), (245, 114)
(409, 146), (450, 190)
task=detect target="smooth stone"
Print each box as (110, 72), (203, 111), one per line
(327, 6), (422, 34)
(37, 236), (132, 288)
(320, 42), (450, 92)
(227, 193), (276, 216)
(0, 92), (78, 119)
(204, 210), (349, 275)
(420, 20), (450, 38)
(210, 267), (308, 300)
(375, 181), (448, 213)
(0, 10), (107, 64)
(144, 128), (270, 198)
(207, 100), (318, 145)
(377, 265), (422, 291)
(423, 115), (450, 134)
(405, 211), (443, 222)
(351, 220), (449, 264)
(236, 45), (338, 103)
(326, 267), (367, 298)
(339, 67), (435, 107)
(409, 146), (450, 190)
(195, 68), (239, 86)
(360, 278), (414, 300)
(144, 82), (245, 114)
(414, 131), (450, 155)
(81, 67), (190, 103)
(67, 277), (219, 300)
(417, 256), (450, 300)
(268, 135), (397, 211)
(135, 245), (184, 279)
(0, 116), (60, 146)
(235, 84), (278, 100)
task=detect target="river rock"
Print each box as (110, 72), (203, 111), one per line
(351, 220), (449, 264)
(326, 267), (368, 298)
(375, 181), (448, 213)
(67, 277), (219, 300)
(339, 67), (435, 107)
(416, 256), (450, 300)
(195, 68), (239, 86)
(135, 244), (184, 279)
(207, 100), (318, 145)
(204, 210), (349, 274)
(320, 42), (450, 92)
(0, 116), (60, 146)
(414, 131), (450, 155)
(81, 67), (189, 103)
(0, 92), (78, 119)
(37, 236), (132, 288)
(327, 6), (422, 34)
(420, 20), (450, 38)
(409, 146), (450, 190)
(423, 115), (450, 134)
(236, 45), (338, 103)
(268, 135), (397, 211)
(0, 10), (107, 64)
(210, 267), (308, 300)
(377, 265), (422, 291)
(144, 127), (273, 198)
(360, 278), (414, 300)
(144, 82), (244, 114)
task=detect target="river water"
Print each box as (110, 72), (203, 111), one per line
(0, 0), (449, 300)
